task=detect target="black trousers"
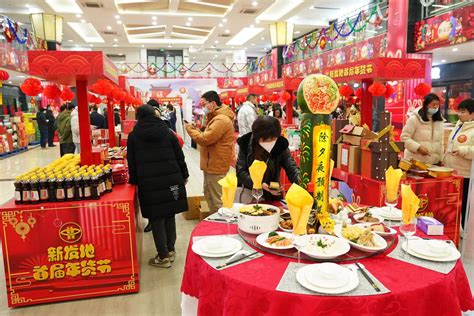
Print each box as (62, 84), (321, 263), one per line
(47, 127), (55, 146)
(151, 215), (176, 259)
(39, 128), (48, 148)
(60, 143), (76, 156)
(461, 177), (470, 228)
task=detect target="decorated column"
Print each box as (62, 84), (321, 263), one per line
(297, 74), (340, 232)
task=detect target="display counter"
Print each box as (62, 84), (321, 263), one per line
(0, 184), (140, 307)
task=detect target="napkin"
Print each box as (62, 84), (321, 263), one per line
(249, 160), (267, 189)
(286, 183), (314, 235)
(218, 172), (238, 209)
(385, 166), (403, 203)
(401, 184), (420, 224)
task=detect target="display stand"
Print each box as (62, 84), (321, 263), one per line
(263, 78), (302, 125)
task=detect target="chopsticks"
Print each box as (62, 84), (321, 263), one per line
(216, 251), (259, 270)
(355, 263), (381, 292)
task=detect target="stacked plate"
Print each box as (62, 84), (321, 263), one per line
(192, 236), (242, 258)
(371, 207), (402, 221)
(296, 263), (359, 294)
(402, 238), (461, 262)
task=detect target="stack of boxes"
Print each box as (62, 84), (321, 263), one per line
(23, 113), (38, 144)
(0, 115), (29, 154)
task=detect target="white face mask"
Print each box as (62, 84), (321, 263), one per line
(202, 107), (210, 114)
(427, 108), (439, 115)
(259, 140), (277, 153)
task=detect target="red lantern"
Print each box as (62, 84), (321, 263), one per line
(20, 78), (43, 96)
(414, 83), (432, 97)
(43, 84), (62, 99)
(90, 79), (114, 96)
(368, 82), (386, 97)
(384, 83), (395, 99)
(0, 70), (9, 81)
(61, 87), (75, 102)
(280, 91), (291, 101)
(113, 89), (126, 102)
(271, 94), (279, 102)
(261, 95), (268, 102)
(355, 87), (363, 99)
(338, 85), (354, 99)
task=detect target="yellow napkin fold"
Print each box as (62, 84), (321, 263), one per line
(401, 184), (420, 224)
(385, 166), (403, 203)
(286, 183), (314, 235)
(218, 172), (238, 209)
(249, 160), (267, 189)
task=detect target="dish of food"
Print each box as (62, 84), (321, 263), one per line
(353, 212), (384, 224)
(256, 231), (294, 249)
(240, 204), (278, 216)
(334, 224), (388, 253)
(346, 204), (369, 214)
(298, 234), (350, 259)
(355, 223), (397, 236)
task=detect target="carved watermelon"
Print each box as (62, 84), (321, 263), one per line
(297, 74), (340, 115)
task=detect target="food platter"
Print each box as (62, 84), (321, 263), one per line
(334, 224), (388, 253)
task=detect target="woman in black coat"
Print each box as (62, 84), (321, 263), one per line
(236, 116), (299, 202)
(127, 105), (189, 268)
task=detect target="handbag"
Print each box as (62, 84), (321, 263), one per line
(234, 186), (254, 204)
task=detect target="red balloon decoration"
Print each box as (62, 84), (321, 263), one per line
(414, 83), (432, 97)
(43, 84), (62, 99)
(61, 87), (75, 102)
(20, 78), (43, 96)
(338, 85), (354, 99)
(0, 70), (9, 81)
(368, 82), (386, 97)
(90, 79), (114, 96)
(384, 83), (395, 99)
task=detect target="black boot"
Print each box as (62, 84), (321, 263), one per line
(144, 222), (152, 233)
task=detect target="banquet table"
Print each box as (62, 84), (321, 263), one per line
(180, 220), (474, 316)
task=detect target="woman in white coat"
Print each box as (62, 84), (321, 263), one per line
(444, 99), (474, 228)
(401, 93), (444, 165)
(70, 105), (80, 154)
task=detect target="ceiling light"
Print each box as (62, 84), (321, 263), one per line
(76, 14), (81, 18)
(188, 17), (193, 21)
(441, 59), (446, 63)
(25, 4), (30, 8)
(261, 37), (264, 40)
(214, 54), (218, 58)
(81, 19), (86, 23)
(452, 47), (458, 52)
(168, 44), (172, 47)
(68, 22), (105, 43)
(115, 15), (120, 19)
(255, 20), (260, 24)
(119, 53), (123, 56)
(226, 27), (264, 45)
(113, 43), (118, 47)
(218, 23), (223, 27)
(89, 44), (93, 47)
(114, 38), (118, 42)
(117, 20), (122, 25)
(252, 1), (258, 6)
(244, 47), (248, 50)
(231, 46), (234, 49)
(223, 18), (227, 23)
(68, 39), (73, 42)
(354, 83), (360, 88)
(225, 29), (230, 33)
(251, 43), (255, 46)
(193, 57), (196, 59)
(8, 81), (12, 84)
(214, 40), (219, 43)
(141, 45), (145, 47)
(17, 75), (26, 78)
(250, 25), (255, 28)
(107, 26), (112, 30)
(294, 31), (301, 34)
(75, 44), (78, 47)
(186, 22), (191, 26)
(152, 21), (158, 25)
(152, 16), (157, 20)
(257, 0), (304, 21)
(45, 0), (83, 14)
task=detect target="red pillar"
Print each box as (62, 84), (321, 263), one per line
(120, 100), (126, 120)
(286, 90), (293, 125)
(107, 102), (116, 147)
(361, 79), (373, 129)
(77, 79), (93, 165)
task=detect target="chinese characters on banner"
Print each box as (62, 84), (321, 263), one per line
(324, 63), (375, 80)
(33, 243), (112, 281)
(312, 125), (331, 224)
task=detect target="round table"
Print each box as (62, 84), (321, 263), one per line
(180, 221), (474, 316)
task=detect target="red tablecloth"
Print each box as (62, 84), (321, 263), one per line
(181, 221), (473, 316)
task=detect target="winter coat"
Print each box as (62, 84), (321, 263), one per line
(401, 109), (444, 165)
(186, 105), (235, 174)
(70, 109), (80, 144)
(236, 133), (299, 201)
(443, 120), (474, 178)
(56, 111), (73, 144)
(127, 116), (189, 219)
(90, 111), (105, 129)
(168, 110), (177, 132)
(36, 111), (48, 130)
(237, 101), (258, 136)
(45, 110), (56, 130)
(114, 111), (121, 126)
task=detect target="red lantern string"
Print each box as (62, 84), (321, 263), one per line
(368, 82), (386, 97)
(261, 95), (268, 102)
(61, 87), (75, 102)
(89, 79), (114, 96)
(20, 78), (43, 96)
(43, 84), (62, 99)
(414, 83), (432, 97)
(338, 85), (354, 99)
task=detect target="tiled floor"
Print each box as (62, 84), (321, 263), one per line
(0, 145), (472, 315)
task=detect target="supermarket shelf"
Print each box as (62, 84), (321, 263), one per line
(28, 140), (40, 146)
(0, 147), (28, 160)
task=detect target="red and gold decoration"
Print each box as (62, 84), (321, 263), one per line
(0, 70), (9, 107)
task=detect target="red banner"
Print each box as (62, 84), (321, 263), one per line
(217, 77), (248, 89)
(248, 70), (276, 86)
(154, 96), (183, 105)
(0, 185), (139, 307)
(415, 4), (474, 52)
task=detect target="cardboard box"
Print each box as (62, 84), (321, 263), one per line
(126, 109), (136, 120)
(182, 196), (205, 220)
(340, 125), (377, 146)
(417, 216), (444, 235)
(199, 200), (211, 221)
(332, 119), (349, 144)
(331, 143), (339, 167)
(339, 143), (360, 174)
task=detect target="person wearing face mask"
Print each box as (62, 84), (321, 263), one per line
(236, 116), (299, 202)
(237, 94), (259, 136)
(185, 91), (235, 213)
(443, 99), (474, 228)
(401, 93), (444, 165)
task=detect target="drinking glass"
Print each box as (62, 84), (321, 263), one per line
(400, 217), (417, 257)
(252, 188), (263, 205)
(218, 206), (235, 236)
(384, 189), (399, 227)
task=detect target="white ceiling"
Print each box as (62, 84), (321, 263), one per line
(0, 0), (373, 63)
(430, 41), (474, 66)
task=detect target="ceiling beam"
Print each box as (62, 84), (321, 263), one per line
(169, 0), (180, 13)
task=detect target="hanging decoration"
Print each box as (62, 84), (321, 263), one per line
(280, 91), (291, 102)
(338, 85), (354, 99)
(89, 79), (114, 96)
(20, 78), (43, 97)
(0, 70), (9, 81)
(368, 82), (386, 97)
(270, 94), (279, 103)
(117, 62), (249, 75)
(355, 87), (363, 100)
(61, 87), (75, 102)
(261, 95), (268, 103)
(6, 17), (28, 45)
(414, 83), (432, 97)
(384, 83), (395, 99)
(43, 84), (62, 100)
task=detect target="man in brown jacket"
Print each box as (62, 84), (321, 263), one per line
(186, 91), (235, 212)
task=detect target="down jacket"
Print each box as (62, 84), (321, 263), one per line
(186, 105), (235, 174)
(443, 120), (474, 177)
(401, 109), (444, 165)
(127, 116), (189, 219)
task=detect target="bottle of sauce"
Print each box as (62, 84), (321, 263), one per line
(39, 174), (49, 202)
(48, 175), (57, 202)
(56, 174), (66, 202)
(14, 176), (23, 204)
(22, 177), (31, 204)
(73, 173), (83, 200)
(104, 166), (113, 192)
(83, 173), (92, 200)
(98, 170), (106, 195)
(30, 175), (40, 204)
(65, 173), (75, 201)
(90, 172), (100, 200)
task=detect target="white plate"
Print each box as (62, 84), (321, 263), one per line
(278, 224), (293, 233)
(305, 263), (351, 289)
(256, 232), (294, 250)
(298, 234), (350, 259)
(371, 207), (402, 221)
(192, 237), (242, 258)
(296, 264), (359, 294)
(200, 236), (236, 254)
(354, 223), (397, 237)
(218, 203), (245, 216)
(334, 224), (388, 253)
(353, 213), (384, 224)
(402, 238), (460, 262)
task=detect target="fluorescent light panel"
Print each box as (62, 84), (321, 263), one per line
(125, 25), (166, 31)
(45, 0), (83, 13)
(127, 38), (205, 44)
(226, 27), (264, 45)
(67, 22), (104, 43)
(257, 0), (303, 21)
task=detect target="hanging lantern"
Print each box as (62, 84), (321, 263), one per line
(61, 87), (75, 102)
(338, 85), (354, 99)
(368, 82), (386, 97)
(271, 94), (279, 102)
(261, 95), (268, 102)
(90, 79), (114, 96)
(280, 91), (291, 101)
(384, 83), (395, 99)
(43, 84), (61, 99)
(0, 70), (10, 81)
(414, 83), (432, 97)
(20, 78), (43, 96)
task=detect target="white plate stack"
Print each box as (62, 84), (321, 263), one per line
(371, 207), (402, 221)
(192, 236), (242, 258)
(296, 263), (359, 294)
(402, 238), (461, 262)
